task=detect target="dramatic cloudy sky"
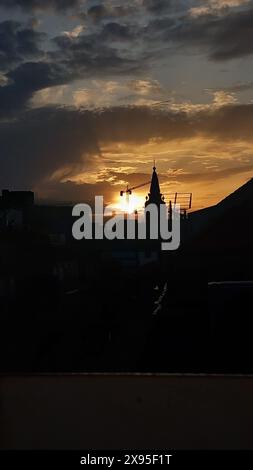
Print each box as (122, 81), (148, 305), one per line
(1, 0), (253, 209)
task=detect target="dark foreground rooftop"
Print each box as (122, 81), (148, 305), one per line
(0, 373), (253, 450)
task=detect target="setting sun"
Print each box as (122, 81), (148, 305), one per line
(115, 193), (145, 214)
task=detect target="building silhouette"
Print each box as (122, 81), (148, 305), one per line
(0, 190), (34, 209)
(144, 165), (166, 242)
(145, 165), (165, 208)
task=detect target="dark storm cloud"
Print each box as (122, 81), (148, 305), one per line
(199, 103), (253, 140)
(160, 6), (253, 61)
(92, 103), (253, 144)
(100, 22), (133, 41)
(0, 61), (72, 116)
(52, 30), (143, 76)
(85, 0), (183, 24)
(55, 17), (158, 86)
(0, 20), (45, 71)
(2, 1), (253, 117)
(86, 3), (108, 22)
(142, 0), (192, 15)
(93, 105), (194, 143)
(0, 23), (145, 116)
(40, 179), (116, 204)
(0, 0), (80, 11)
(1, 102), (253, 194)
(86, 3), (136, 23)
(0, 106), (101, 189)
(143, 0), (173, 14)
(0, 105), (192, 189)
(83, 3), (253, 62)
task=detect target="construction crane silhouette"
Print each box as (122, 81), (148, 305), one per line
(120, 167), (193, 217)
(120, 181), (150, 206)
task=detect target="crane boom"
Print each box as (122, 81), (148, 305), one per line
(128, 181), (150, 192)
(120, 181), (150, 197)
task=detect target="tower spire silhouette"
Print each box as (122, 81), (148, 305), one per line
(145, 164), (164, 207)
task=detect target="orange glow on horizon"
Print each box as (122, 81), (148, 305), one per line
(113, 193), (145, 214)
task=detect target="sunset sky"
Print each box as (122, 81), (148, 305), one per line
(1, 0), (253, 209)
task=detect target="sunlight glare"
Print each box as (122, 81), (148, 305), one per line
(115, 193), (145, 214)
